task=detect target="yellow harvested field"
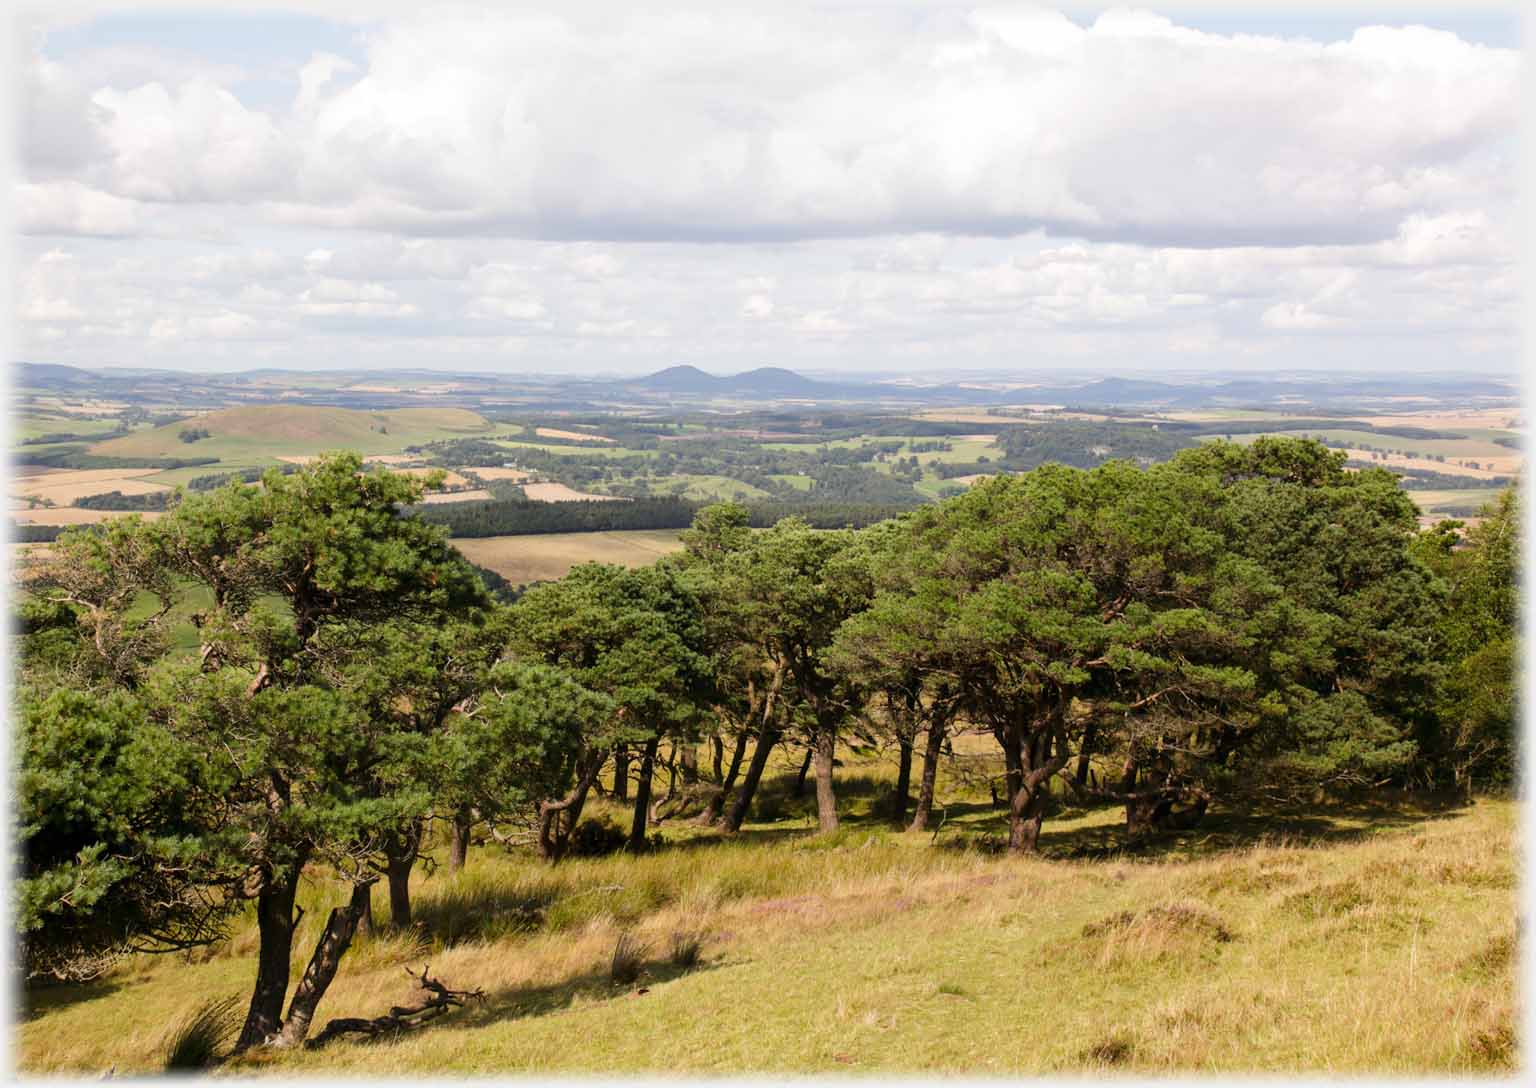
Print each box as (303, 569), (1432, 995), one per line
(1336, 449), (1514, 478)
(1364, 408), (1522, 431)
(10, 468), (168, 505)
(949, 474), (991, 486)
(9, 507), (163, 525)
(522, 482), (624, 502)
(915, 409), (1106, 423)
(464, 466), (531, 481)
(535, 427), (614, 443)
(24, 398), (130, 414)
(452, 530), (684, 585)
(418, 489), (495, 504)
(277, 454), (425, 466)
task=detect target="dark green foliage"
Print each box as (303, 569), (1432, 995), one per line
(185, 465), (300, 491)
(12, 447), (217, 470)
(415, 496), (699, 537)
(74, 490), (175, 511)
(992, 421), (1197, 469)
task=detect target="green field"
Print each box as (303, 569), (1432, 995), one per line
(599, 475), (773, 502)
(1211, 429), (1516, 464)
(1409, 489), (1506, 516)
(13, 414), (130, 444)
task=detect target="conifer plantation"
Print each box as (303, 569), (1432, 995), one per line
(13, 437), (1518, 1074)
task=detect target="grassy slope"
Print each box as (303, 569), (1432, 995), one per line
(17, 753), (1516, 1076)
(88, 406), (496, 462)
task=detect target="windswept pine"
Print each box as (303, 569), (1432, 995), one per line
(13, 441), (1520, 1074)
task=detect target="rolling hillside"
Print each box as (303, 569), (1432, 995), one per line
(88, 405), (498, 461)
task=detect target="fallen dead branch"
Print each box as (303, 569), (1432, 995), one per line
(305, 965), (484, 1050)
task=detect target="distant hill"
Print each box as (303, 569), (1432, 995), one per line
(14, 362), (102, 390)
(628, 365), (867, 399)
(88, 404), (497, 461)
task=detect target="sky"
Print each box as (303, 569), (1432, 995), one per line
(8, 1), (1524, 377)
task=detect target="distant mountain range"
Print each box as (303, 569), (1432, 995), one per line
(13, 360), (1518, 414)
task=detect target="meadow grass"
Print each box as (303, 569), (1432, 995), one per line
(15, 749), (1518, 1077)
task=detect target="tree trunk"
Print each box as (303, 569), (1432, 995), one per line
(892, 733), (913, 826)
(812, 727), (839, 834)
(1001, 697), (1070, 855)
(679, 742), (698, 785)
(536, 750), (606, 862)
(273, 901), (365, 1048)
(909, 717), (947, 833)
(723, 726), (780, 833)
(628, 736), (661, 851)
(235, 855), (308, 1051)
(1118, 755), (1138, 794)
(711, 734), (724, 782)
(793, 748), (814, 797)
(613, 744), (630, 802)
(349, 880), (374, 940)
(447, 809), (472, 874)
(698, 729), (750, 826)
(383, 828), (418, 930)
(1075, 719), (1099, 788)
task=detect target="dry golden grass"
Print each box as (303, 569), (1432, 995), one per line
(462, 466), (531, 481)
(535, 427), (614, 443)
(10, 467), (167, 505)
(450, 530), (684, 585)
(418, 489), (495, 504)
(15, 795), (1517, 1077)
(521, 482), (626, 502)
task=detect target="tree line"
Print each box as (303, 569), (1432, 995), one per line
(14, 439), (1517, 1052)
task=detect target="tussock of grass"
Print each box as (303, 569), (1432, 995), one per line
(609, 933), (649, 986)
(667, 930), (705, 969)
(1081, 902), (1233, 966)
(1081, 1030), (1138, 1066)
(161, 995), (240, 1071)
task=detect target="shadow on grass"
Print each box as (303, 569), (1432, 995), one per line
(468, 956), (726, 1030)
(848, 787), (1473, 863)
(20, 977), (125, 1021)
(312, 956), (727, 1051)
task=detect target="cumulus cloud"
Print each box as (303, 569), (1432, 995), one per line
(17, 7), (1518, 246)
(10, 6), (1519, 375)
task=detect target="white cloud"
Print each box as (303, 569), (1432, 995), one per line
(91, 80), (288, 202)
(10, 7), (1519, 375)
(18, 8), (1517, 246)
(16, 180), (142, 236)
